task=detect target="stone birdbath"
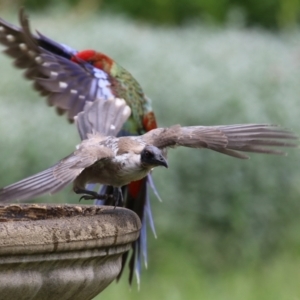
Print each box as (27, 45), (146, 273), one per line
(0, 204), (141, 300)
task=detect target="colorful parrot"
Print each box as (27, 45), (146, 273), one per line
(0, 8), (159, 284)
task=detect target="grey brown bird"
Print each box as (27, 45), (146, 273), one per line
(0, 97), (298, 203)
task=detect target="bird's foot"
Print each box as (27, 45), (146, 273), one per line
(79, 194), (107, 201)
(75, 188), (112, 202)
(75, 187), (123, 206)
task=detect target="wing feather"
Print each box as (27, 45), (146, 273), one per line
(0, 9), (114, 122)
(0, 138), (115, 203)
(75, 98), (131, 140)
(142, 124), (298, 159)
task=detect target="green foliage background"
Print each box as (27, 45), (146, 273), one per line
(1, 0), (300, 28)
(0, 5), (300, 300)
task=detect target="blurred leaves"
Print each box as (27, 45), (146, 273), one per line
(1, 0), (300, 28)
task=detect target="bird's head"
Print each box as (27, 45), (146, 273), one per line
(141, 145), (168, 169)
(72, 50), (114, 73)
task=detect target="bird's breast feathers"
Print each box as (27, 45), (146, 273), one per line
(112, 152), (151, 185)
(76, 151), (149, 188)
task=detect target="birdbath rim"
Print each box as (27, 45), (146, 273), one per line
(0, 203), (141, 256)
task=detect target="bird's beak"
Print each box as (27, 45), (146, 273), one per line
(155, 154), (168, 168)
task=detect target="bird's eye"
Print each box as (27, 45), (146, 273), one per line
(143, 150), (151, 158)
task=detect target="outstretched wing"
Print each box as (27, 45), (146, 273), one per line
(0, 9), (114, 121)
(0, 137), (114, 203)
(142, 124), (298, 159)
(0, 8), (75, 87)
(33, 51), (115, 121)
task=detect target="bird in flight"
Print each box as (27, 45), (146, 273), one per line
(0, 97), (297, 205)
(0, 8), (158, 283)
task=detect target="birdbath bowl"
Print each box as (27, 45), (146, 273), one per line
(0, 204), (141, 300)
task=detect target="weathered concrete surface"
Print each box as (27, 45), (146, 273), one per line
(0, 204), (141, 300)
